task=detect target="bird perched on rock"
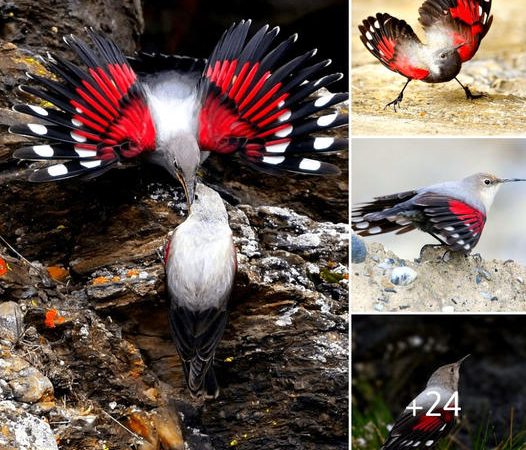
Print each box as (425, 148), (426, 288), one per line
(10, 21), (348, 205)
(165, 182), (236, 398)
(358, 0), (492, 110)
(381, 355), (469, 449)
(352, 173), (526, 253)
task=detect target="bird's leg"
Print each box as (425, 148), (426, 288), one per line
(384, 79), (411, 112)
(455, 77), (486, 100)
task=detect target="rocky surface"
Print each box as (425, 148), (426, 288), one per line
(0, 3), (349, 448)
(352, 238), (526, 312)
(351, 0), (526, 135)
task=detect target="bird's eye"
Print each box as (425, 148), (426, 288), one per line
(484, 179), (491, 185)
(440, 53), (447, 59)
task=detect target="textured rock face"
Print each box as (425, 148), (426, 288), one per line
(0, 3), (349, 448)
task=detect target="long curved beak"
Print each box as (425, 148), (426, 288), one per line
(456, 354), (470, 365)
(500, 178), (526, 183)
(175, 172), (196, 211)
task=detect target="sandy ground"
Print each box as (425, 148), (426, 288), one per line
(352, 241), (526, 312)
(351, 0), (526, 135)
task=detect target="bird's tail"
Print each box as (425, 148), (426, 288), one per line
(182, 357), (219, 400)
(352, 190), (417, 237)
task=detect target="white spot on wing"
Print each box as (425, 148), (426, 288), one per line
(28, 105), (48, 116)
(278, 110), (291, 122)
(32, 145), (54, 157)
(70, 132), (87, 142)
(48, 164), (68, 177)
(275, 125), (293, 138)
(313, 137), (334, 150)
(265, 142), (289, 154)
(80, 160), (102, 169)
(314, 94), (335, 107)
(317, 113), (338, 126)
(262, 156), (285, 165)
(355, 222), (370, 229)
(368, 226), (382, 234)
(71, 118), (82, 127)
(28, 124), (47, 135)
(298, 159), (321, 171)
(75, 148), (97, 158)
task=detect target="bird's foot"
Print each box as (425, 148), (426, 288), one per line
(440, 249), (453, 263)
(463, 86), (487, 100)
(384, 93), (404, 112)
(470, 252), (483, 266)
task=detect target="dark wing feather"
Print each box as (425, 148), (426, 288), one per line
(196, 20), (348, 176)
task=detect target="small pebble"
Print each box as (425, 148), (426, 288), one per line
(351, 234), (367, 264)
(373, 303), (384, 312)
(390, 267), (417, 286)
(476, 268), (492, 281)
(480, 291), (497, 301)
(377, 260), (394, 270)
(0, 302), (24, 344)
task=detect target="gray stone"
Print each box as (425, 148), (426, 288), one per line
(351, 234), (367, 264)
(0, 401), (58, 450)
(0, 301), (23, 344)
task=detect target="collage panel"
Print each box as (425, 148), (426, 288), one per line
(351, 0), (526, 135)
(352, 315), (526, 450)
(0, 1), (349, 450)
(352, 138), (526, 312)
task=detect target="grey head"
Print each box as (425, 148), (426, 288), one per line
(428, 46), (462, 82)
(190, 183), (229, 223)
(461, 172), (526, 212)
(159, 133), (201, 209)
(426, 354), (469, 391)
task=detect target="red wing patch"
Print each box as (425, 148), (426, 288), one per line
(391, 54), (431, 80)
(448, 199), (485, 235)
(196, 20), (348, 175)
(415, 193), (486, 252)
(12, 30), (156, 170)
(413, 410), (453, 432)
(359, 14), (430, 80)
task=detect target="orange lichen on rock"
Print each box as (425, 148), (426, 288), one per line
(91, 276), (110, 285)
(126, 269), (140, 278)
(44, 309), (65, 328)
(47, 265), (69, 281)
(0, 257), (8, 276)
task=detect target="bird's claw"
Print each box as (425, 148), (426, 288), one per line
(463, 86), (487, 100)
(470, 252), (483, 266)
(384, 94), (404, 112)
